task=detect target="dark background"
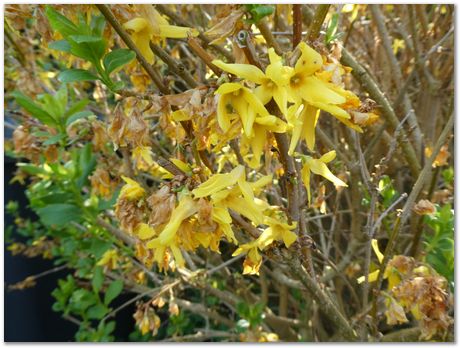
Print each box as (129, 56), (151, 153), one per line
(4, 156), (137, 342)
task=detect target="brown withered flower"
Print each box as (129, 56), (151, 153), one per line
(413, 199), (436, 216)
(115, 198), (145, 233)
(108, 105), (149, 149)
(90, 167), (117, 199)
(13, 125), (41, 162)
(393, 275), (452, 340)
(147, 185), (176, 228)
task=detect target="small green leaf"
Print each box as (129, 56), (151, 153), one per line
(103, 49), (136, 75)
(65, 98), (90, 117)
(69, 35), (103, 44)
(92, 266), (104, 293)
(45, 6), (79, 38)
(11, 91), (57, 127)
(36, 203), (82, 227)
(104, 279), (123, 305)
(59, 69), (99, 83)
(66, 111), (94, 127)
(43, 133), (66, 145)
(87, 304), (109, 320)
(48, 40), (71, 52)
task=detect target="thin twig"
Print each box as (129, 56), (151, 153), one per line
(96, 4), (170, 95)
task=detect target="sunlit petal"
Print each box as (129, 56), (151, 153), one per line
(212, 60), (266, 84)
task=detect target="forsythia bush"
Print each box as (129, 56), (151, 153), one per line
(5, 4), (454, 342)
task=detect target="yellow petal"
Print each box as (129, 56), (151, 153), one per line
(171, 109), (191, 121)
(135, 223), (157, 240)
(170, 244), (185, 268)
(272, 86), (288, 117)
(215, 82), (242, 95)
(300, 76), (346, 105)
(301, 104), (320, 151)
(242, 88), (270, 117)
(123, 18), (149, 33)
(246, 125), (266, 169)
(255, 85), (273, 105)
(224, 196), (266, 225)
(120, 176), (145, 200)
(308, 101), (351, 119)
(217, 94), (232, 132)
(159, 24), (198, 39)
(295, 42), (323, 75)
(306, 158), (348, 188)
(212, 60), (265, 84)
(192, 165), (244, 198)
(158, 195), (197, 245)
(371, 239), (384, 263)
(301, 165), (311, 205)
(357, 270), (380, 284)
(320, 150), (336, 163)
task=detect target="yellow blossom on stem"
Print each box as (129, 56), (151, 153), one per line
(215, 82), (270, 137)
(287, 103), (320, 154)
(232, 241), (263, 275)
(123, 5), (198, 64)
(213, 47), (292, 115)
(300, 150), (347, 205)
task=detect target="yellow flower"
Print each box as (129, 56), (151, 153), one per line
(287, 43), (356, 123)
(215, 82), (270, 137)
(213, 48), (292, 115)
(192, 165), (245, 198)
(155, 194), (198, 245)
(232, 241), (263, 275)
(300, 151), (347, 205)
(119, 176), (145, 200)
(257, 217), (297, 249)
(287, 103), (319, 154)
(123, 5), (198, 64)
(243, 115), (287, 169)
(97, 249), (119, 270)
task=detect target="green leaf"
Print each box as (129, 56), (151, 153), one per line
(45, 6), (79, 38)
(326, 13), (339, 43)
(69, 35), (103, 44)
(104, 280), (123, 305)
(11, 91), (57, 127)
(66, 111), (94, 127)
(65, 98), (90, 118)
(103, 49), (136, 75)
(36, 203), (82, 227)
(245, 5), (274, 23)
(48, 40), (71, 52)
(43, 133), (66, 145)
(55, 86), (68, 116)
(59, 69), (99, 83)
(92, 266), (104, 293)
(90, 239), (112, 259)
(87, 304), (109, 320)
